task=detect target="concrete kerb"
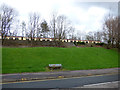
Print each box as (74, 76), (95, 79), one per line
(2, 68), (119, 83)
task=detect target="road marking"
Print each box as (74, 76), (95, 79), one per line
(83, 81), (119, 87)
(1, 73), (118, 85)
(95, 75), (104, 76)
(74, 81), (119, 88)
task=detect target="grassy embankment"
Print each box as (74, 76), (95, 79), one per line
(2, 47), (119, 74)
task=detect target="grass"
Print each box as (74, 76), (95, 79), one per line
(2, 47), (119, 74)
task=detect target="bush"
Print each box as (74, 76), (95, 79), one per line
(95, 43), (104, 46)
(91, 45), (93, 47)
(74, 42), (85, 46)
(74, 41), (77, 45)
(77, 42), (85, 45)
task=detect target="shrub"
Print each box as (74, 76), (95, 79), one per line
(91, 45), (93, 47)
(74, 41), (77, 45)
(77, 42), (85, 45)
(95, 43), (104, 46)
(74, 42), (85, 46)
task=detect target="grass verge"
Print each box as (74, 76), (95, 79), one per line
(2, 47), (119, 74)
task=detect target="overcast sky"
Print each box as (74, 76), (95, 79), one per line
(0, 0), (119, 38)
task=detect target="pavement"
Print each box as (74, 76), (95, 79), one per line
(1, 68), (119, 83)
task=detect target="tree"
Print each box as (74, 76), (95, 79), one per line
(13, 20), (20, 36)
(93, 31), (103, 41)
(85, 32), (94, 40)
(68, 27), (75, 39)
(113, 16), (120, 48)
(28, 13), (41, 39)
(50, 14), (73, 41)
(50, 12), (57, 40)
(0, 4), (17, 44)
(118, 16), (120, 49)
(56, 15), (66, 40)
(28, 13), (41, 46)
(21, 21), (26, 37)
(103, 14), (119, 48)
(41, 20), (49, 38)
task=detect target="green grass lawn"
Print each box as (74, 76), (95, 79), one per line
(2, 47), (119, 74)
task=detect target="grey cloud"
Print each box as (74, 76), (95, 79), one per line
(73, 2), (118, 16)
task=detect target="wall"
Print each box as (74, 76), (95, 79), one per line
(1, 39), (75, 47)
(0, 36), (101, 47)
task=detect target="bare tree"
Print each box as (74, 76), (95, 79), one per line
(28, 13), (41, 46)
(85, 32), (94, 41)
(113, 16), (119, 48)
(12, 20), (20, 36)
(93, 31), (103, 41)
(21, 21), (26, 37)
(76, 31), (83, 40)
(28, 13), (41, 38)
(103, 14), (119, 48)
(50, 12), (57, 40)
(56, 15), (66, 40)
(0, 4), (17, 44)
(68, 27), (75, 39)
(50, 14), (74, 41)
(118, 16), (120, 49)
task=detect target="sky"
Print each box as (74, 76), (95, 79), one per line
(0, 0), (119, 38)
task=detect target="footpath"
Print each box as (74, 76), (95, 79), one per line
(2, 68), (119, 83)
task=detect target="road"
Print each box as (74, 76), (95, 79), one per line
(2, 74), (119, 88)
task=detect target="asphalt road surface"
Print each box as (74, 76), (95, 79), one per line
(2, 74), (119, 88)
